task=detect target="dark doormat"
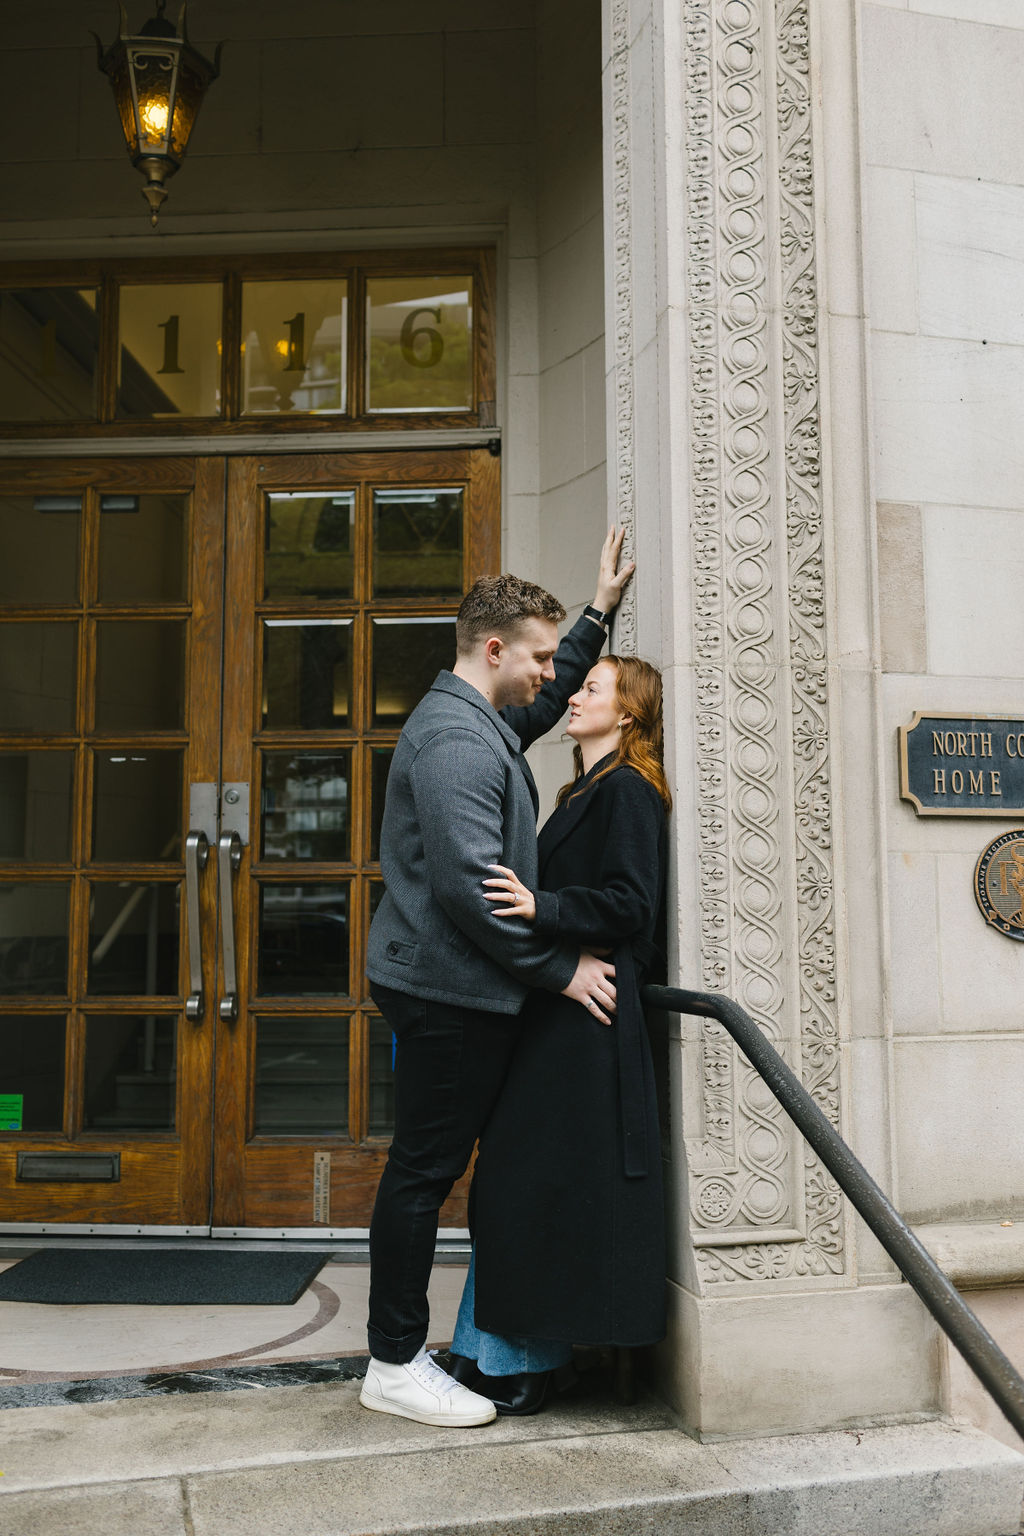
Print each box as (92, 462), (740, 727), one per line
(0, 1249), (330, 1306)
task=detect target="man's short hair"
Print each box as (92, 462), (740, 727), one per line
(455, 574), (566, 655)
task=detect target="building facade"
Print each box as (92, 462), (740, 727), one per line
(1, 0), (1022, 1448)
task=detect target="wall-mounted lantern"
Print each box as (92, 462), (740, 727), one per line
(94, 1), (221, 227)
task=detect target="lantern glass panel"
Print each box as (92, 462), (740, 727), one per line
(129, 41), (177, 156)
(107, 49), (139, 157)
(170, 58), (207, 159)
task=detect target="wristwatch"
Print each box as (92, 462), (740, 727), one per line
(583, 603), (612, 627)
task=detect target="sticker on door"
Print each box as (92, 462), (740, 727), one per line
(0, 1094), (24, 1130)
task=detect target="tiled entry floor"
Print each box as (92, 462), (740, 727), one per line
(0, 1252), (465, 1409)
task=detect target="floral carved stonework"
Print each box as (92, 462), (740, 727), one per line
(679, 0), (845, 1283)
(608, 0), (637, 655)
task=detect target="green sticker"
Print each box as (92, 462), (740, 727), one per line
(0, 1094), (23, 1131)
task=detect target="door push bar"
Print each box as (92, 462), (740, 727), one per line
(184, 829), (209, 1023)
(218, 830), (243, 1023)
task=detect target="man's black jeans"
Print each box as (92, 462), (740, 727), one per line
(368, 983), (521, 1364)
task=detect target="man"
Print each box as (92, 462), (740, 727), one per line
(360, 530), (633, 1427)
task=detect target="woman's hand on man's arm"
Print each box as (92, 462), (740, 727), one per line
(483, 863), (537, 921)
(483, 862), (618, 1024)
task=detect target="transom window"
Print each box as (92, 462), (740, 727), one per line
(0, 249), (495, 436)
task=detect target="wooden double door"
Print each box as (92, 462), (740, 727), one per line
(0, 447), (498, 1230)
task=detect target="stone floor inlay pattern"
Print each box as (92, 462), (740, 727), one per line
(0, 1258), (464, 1402)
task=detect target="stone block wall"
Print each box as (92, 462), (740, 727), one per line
(862, 0), (1024, 1225)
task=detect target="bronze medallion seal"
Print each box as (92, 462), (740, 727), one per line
(974, 831), (1024, 941)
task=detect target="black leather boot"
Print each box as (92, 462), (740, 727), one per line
(475, 1369), (550, 1416)
(439, 1351), (483, 1389)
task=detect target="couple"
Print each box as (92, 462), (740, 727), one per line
(360, 531), (669, 1427)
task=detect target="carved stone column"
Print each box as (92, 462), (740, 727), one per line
(609, 0), (844, 1278)
(681, 0), (845, 1286)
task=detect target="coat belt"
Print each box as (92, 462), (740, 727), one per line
(614, 937), (659, 1179)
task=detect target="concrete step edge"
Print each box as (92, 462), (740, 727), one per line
(2, 1422), (1022, 1536)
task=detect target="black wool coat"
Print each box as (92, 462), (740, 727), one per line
(472, 759), (667, 1347)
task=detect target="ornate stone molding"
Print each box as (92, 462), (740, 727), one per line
(679, 0), (845, 1281)
(608, 0), (637, 655)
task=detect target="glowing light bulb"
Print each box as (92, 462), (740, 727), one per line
(140, 98), (169, 140)
(275, 339), (290, 360)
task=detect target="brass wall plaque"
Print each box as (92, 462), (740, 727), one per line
(974, 831), (1024, 941)
(899, 713), (1024, 816)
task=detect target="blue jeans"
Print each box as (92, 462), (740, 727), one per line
(451, 1248), (573, 1375)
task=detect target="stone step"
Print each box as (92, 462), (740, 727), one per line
(0, 1377), (1022, 1536)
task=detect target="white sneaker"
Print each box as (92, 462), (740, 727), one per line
(359, 1347), (497, 1427)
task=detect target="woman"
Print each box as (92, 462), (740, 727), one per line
(448, 654), (671, 1414)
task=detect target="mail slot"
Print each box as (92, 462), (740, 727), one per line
(16, 1152), (121, 1183)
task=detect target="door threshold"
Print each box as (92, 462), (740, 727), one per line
(0, 1225), (471, 1259)
(211, 1226), (469, 1242)
(209, 1229), (471, 1261)
(0, 1224), (211, 1238)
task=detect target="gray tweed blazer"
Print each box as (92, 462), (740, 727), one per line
(366, 615), (606, 1013)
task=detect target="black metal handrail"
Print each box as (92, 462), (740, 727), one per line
(642, 983), (1024, 1441)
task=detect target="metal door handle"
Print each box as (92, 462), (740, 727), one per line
(184, 830), (209, 1022)
(218, 830), (243, 1023)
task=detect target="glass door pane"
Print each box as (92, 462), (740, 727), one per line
(0, 493), (81, 603)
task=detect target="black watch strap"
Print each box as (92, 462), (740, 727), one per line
(583, 603), (612, 627)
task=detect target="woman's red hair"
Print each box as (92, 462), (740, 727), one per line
(557, 655), (672, 812)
